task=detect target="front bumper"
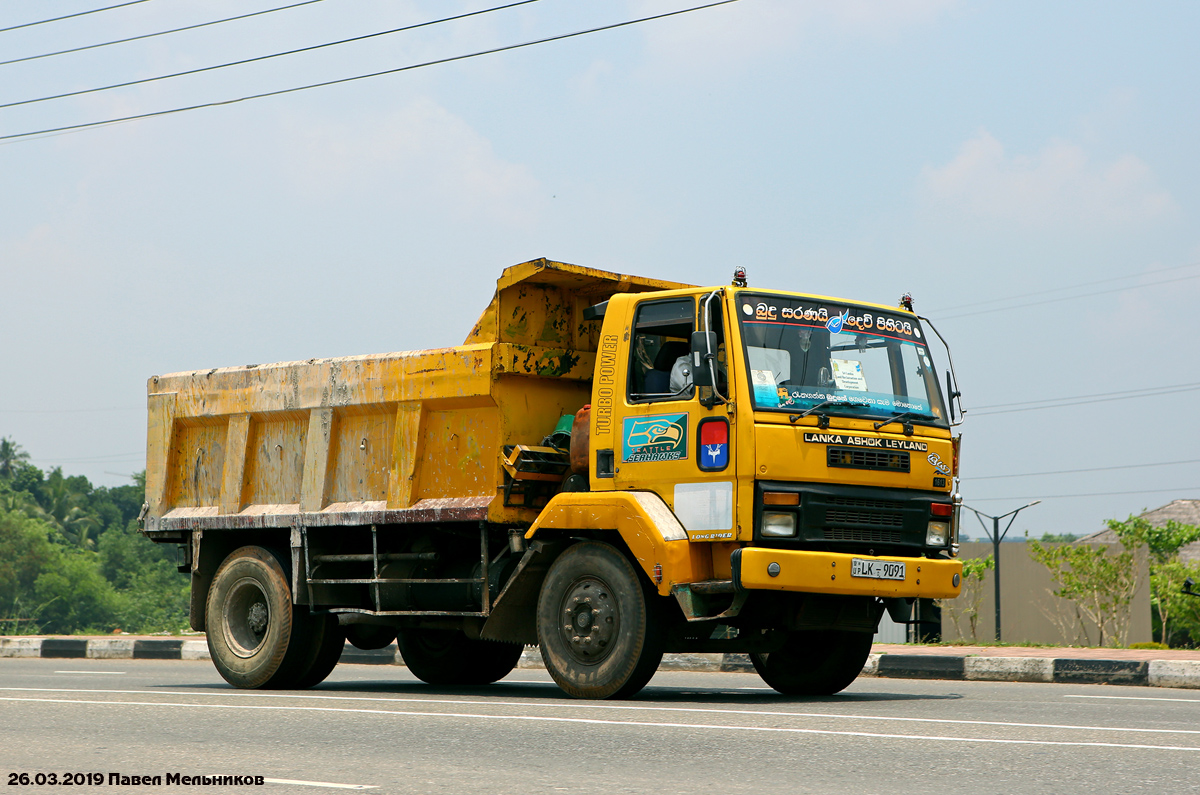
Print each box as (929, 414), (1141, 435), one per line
(732, 548), (962, 599)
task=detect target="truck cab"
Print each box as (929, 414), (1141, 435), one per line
(518, 278), (963, 696)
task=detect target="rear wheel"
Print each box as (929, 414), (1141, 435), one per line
(206, 546), (311, 689)
(750, 630), (874, 696)
(289, 612), (346, 689)
(536, 541), (663, 699)
(345, 624), (398, 651)
(397, 629), (523, 685)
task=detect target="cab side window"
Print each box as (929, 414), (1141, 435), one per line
(627, 298), (695, 403)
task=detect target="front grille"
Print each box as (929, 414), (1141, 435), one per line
(823, 527), (905, 544)
(828, 496), (907, 511)
(827, 446), (910, 472)
(826, 508), (904, 527)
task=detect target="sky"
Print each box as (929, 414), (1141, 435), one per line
(1, 0), (1197, 540)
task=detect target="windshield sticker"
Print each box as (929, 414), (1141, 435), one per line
(751, 369), (781, 407)
(772, 388), (931, 415)
(831, 359), (868, 391)
(743, 298), (921, 341)
(623, 414), (689, 463)
(803, 432), (929, 452)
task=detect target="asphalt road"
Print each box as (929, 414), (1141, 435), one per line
(1, 658), (1198, 794)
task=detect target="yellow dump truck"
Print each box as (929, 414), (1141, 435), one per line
(143, 258), (965, 698)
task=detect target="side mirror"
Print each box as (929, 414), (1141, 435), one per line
(690, 331), (717, 388)
(945, 370), (962, 421)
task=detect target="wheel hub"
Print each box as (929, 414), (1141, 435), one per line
(246, 602), (268, 634)
(559, 577), (617, 665)
(223, 577), (271, 658)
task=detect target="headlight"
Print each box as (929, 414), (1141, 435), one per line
(762, 512), (797, 538)
(926, 521), (949, 546)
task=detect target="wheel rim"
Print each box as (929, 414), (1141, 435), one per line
(222, 576), (271, 658)
(556, 575), (619, 666)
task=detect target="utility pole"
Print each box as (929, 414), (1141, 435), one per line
(964, 501), (1040, 642)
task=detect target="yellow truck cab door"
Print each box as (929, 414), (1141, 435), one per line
(612, 292), (736, 543)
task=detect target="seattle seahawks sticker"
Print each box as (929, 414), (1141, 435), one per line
(623, 413), (689, 463)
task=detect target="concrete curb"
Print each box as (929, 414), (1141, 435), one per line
(3, 638), (1198, 690)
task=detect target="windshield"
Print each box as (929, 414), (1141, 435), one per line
(736, 294), (948, 426)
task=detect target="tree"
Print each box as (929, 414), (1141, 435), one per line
(1038, 532), (1079, 543)
(0, 437), (30, 480)
(1108, 516), (1200, 646)
(0, 508), (60, 633)
(938, 553), (993, 642)
(1028, 538), (1143, 647)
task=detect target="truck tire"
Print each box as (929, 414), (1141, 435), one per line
(345, 624), (398, 651)
(396, 629), (523, 685)
(750, 630), (874, 696)
(536, 541), (663, 699)
(290, 613), (345, 689)
(205, 546), (311, 689)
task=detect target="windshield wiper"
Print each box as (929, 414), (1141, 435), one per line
(873, 411), (936, 433)
(787, 400), (867, 425)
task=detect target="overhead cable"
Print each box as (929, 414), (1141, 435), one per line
(0, 0), (329, 67)
(0, 406), (143, 413)
(0, 0), (153, 34)
(935, 273), (1200, 321)
(970, 383), (1200, 417)
(972, 381), (1200, 411)
(965, 458), (1200, 481)
(0, 0), (742, 143)
(927, 261), (1199, 315)
(0, 0), (545, 110)
(967, 486), (1198, 502)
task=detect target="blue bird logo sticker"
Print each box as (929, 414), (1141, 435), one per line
(623, 414), (689, 462)
(826, 310), (849, 335)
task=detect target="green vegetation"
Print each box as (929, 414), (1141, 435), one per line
(1024, 516), (1200, 649)
(1027, 534), (1141, 648)
(1037, 532), (1080, 544)
(937, 553), (993, 642)
(1106, 515), (1200, 648)
(1128, 641), (1170, 650)
(0, 437), (187, 635)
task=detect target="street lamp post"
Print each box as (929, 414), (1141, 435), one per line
(963, 500), (1041, 642)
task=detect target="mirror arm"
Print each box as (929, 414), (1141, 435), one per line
(698, 289), (728, 408)
(919, 314), (965, 426)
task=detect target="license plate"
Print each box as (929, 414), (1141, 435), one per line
(851, 558), (906, 581)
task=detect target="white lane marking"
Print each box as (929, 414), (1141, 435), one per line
(1066, 695), (1200, 704)
(53, 671), (125, 675)
(0, 696), (1196, 752)
(0, 687), (1194, 736)
(263, 778), (376, 790)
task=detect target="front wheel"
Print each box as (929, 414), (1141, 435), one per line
(536, 541), (663, 699)
(750, 630), (874, 696)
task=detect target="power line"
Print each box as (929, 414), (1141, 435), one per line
(30, 453), (143, 463)
(927, 261), (1200, 315)
(936, 272), (1200, 321)
(0, 407), (142, 414)
(0, 0), (742, 143)
(0, 0), (329, 67)
(967, 486), (1198, 502)
(965, 459), (1200, 481)
(970, 383), (1200, 417)
(0, 0), (544, 110)
(972, 381), (1200, 411)
(0, 0), (153, 34)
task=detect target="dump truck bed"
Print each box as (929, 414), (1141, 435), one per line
(143, 259), (690, 537)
